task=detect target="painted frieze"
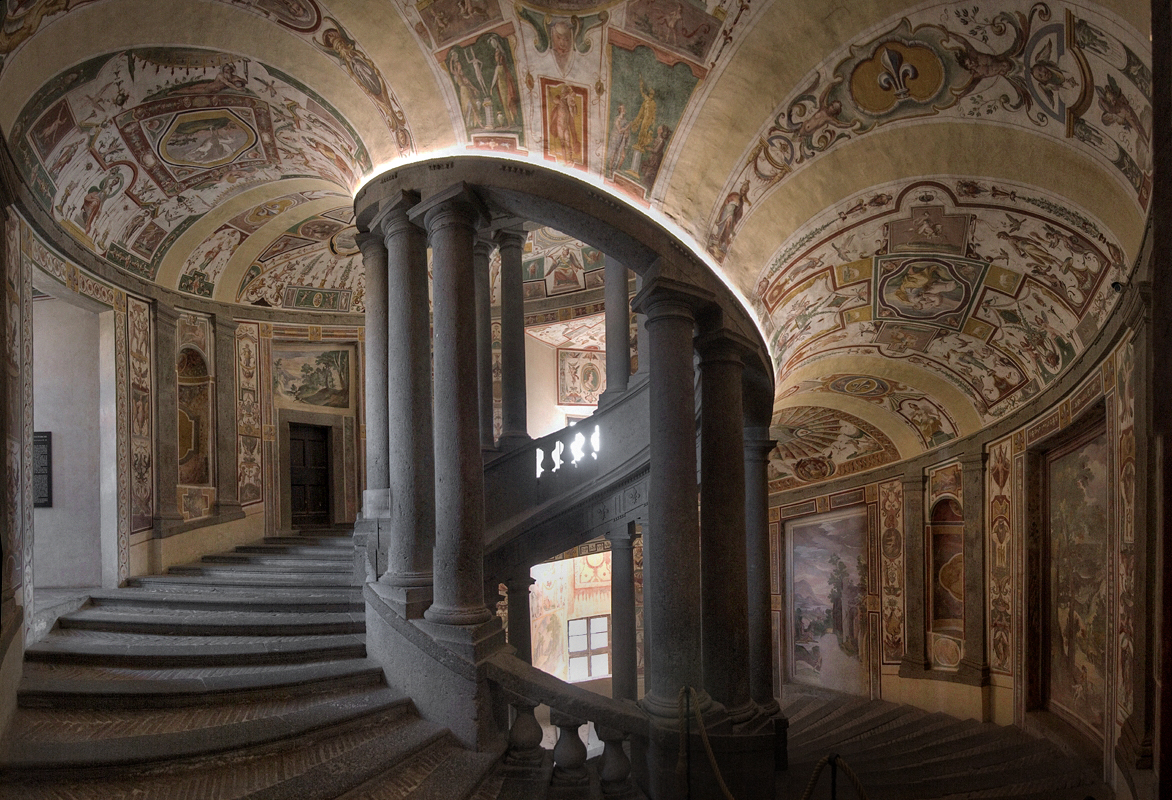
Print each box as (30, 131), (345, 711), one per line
(557, 347), (605, 405)
(710, 0), (1152, 262)
(126, 296), (153, 531)
(987, 435), (1014, 675)
(877, 479), (905, 664)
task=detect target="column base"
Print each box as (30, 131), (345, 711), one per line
(362, 488), (394, 519)
(369, 579), (433, 619)
(365, 583), (508, 753)
(597, 387), (628, 409)
(495, 432), (532, 452)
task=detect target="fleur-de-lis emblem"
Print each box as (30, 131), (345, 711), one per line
(876, 45), (919, 99)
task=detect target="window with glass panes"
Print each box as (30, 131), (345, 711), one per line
(567, 614), (610, 682)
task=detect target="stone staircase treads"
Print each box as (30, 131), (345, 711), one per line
(779, 686), (1104, 800)
(84, 587), (363, 612)
(171, 559), (351, 573)
(0, 685), (409, 769)
(24, 631), (367, 667)
(127, 573), (354, 589)
(54, 606), (365, 636)
(18, 657), (386, 709)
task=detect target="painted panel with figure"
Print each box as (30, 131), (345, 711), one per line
(787, 506), (869, 696)
(1047, 428), (1109, 742)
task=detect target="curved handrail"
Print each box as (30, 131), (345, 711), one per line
(482, 376), (651, 577)
(485, 650), (649, 739)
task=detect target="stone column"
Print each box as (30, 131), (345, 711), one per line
(412, 185), (493, 626)
(607, 521), (639, 702)
(152, 302), (184, 535)
(744, 427), (778, 716)
(212, 316), (242, 518)
(697, 329), (755, 725)
(958, 451), (989, 685)
(631, 275), (713, 723)
(496, 228), (529, 449)
(473, 239), (495, 451)
(634, 273), (649, 378)
(357, 231), (389, 510)
(376, 192), (434, 619)
(505, 574), (535, 663)
(598, 256), (631, 408)
(899, 470), (929, 673)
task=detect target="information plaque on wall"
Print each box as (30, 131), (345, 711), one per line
(33, 431), (51, 508)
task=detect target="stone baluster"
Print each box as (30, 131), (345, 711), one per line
(596, 724), (635, 796)
(599, 255), (631, 407)
(496, 227), (529, 450)
(373, 191), (435, 618)
(550, 712), (589, 786)
(505, 699), (544, 766)
(411, 185), (493, 626)
(697, 327), (756, 726)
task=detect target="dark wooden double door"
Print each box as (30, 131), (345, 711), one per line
(289, 423), (330, 527)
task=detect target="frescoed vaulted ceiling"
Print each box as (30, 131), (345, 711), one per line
(0, 0), (1151, 490)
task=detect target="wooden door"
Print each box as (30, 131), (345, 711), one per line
(289, 423), (330, 526)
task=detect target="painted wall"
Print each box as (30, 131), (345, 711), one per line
(32, 298), (102, 587)
(526, 335), (563, 438)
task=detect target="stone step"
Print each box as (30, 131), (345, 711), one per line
(127, 573), (355, 590)
(788, 693), (874, 738)
(263, 534), (355, 547)
(0, 708), (449, 799)
(25, 631), (367, 667)
(788, 703), (919, 761)
(334, 737), (501, 799)
(203, 550), (352, 565)
(235, 543), (357, 557)
(0, 685), (408, 773)
(18, 657), (386, 709)
(84, 586), (364, 613)
(176, 558), (351, 573)
(55, 606), (365, 636)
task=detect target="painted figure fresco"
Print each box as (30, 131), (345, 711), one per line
(1048, 430), (1109, 741)
(789, 506), (870, 696)
(543, 80), (588, 167)
(605, 39), (698, 197)
(443, 31), (524, 144)
(558, 348), (606, 405)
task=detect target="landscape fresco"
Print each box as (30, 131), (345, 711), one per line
(1048, 431), (1109, 741)
(272, 348), (351, 409)
(789, 507), (869, 695)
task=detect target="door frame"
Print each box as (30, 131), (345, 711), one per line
(277, 409), (346, 531)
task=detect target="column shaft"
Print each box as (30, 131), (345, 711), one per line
(422, 195), (491, 625)
(959, 452), (989, 683)
(745, 433), (778, 714)
(599, 256), (630, 407)
(473, 240), (495, 450)
(380, 197), (435, 605)
(357, 232), (389, 499)
(607, 522), (639, 701)
(899, 472), (929, 672)
(637, 291), (709, 719)
(496, 229), (528, 447)
(505, 575), (535, 663)
(698, 335), (753, 724)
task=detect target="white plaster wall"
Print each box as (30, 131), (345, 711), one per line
(33, 298), (102, 588)
(526, 336), (562, 438)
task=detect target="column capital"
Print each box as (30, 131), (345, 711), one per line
(744, 433), (777, 459)
(408, 182), (489, 233)
(356, 229), (388, 258)
(504, 573), (536, 593)
(492, 226), (527, 250)
(902, 469), (924, 491)
(1119, 279), (1152, 327)
(605, 525), (636, 547)
(630, 260), (714, 318)
(959, 450), (986, 470)
(473, 237), (495, 258)
(212, 314), (237, 337)
(368, 189), (422, 238)
(695, 326), (757, 363)
(154, 300), (181, 328)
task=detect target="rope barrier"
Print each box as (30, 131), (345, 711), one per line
(797, 752), (869, 800)
(675, 686), (736, 800)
